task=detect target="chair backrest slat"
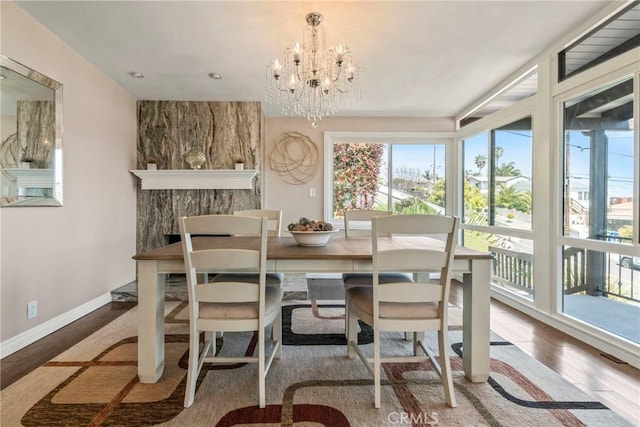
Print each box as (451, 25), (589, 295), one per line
(184, 214), (263, 236)
(344, 209), (392, 237)
(190, 249), (260, 272)
(378, 283), (442, 303)
(234, 209), (282, 237)
(374, 213), (454, 236)
(376, 249), (447, 272)
(195, 282), (260, 303)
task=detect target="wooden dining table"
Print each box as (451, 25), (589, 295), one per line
(133, 235), (493, 384)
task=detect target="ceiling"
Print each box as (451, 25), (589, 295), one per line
(15, 1), (612, 119)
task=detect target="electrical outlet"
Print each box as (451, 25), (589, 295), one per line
(309, 188), (316, 198)
(27, 300), (38, 319)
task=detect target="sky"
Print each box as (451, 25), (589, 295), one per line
(378, 128), (634, 199)
(462, 129), (634, 197)
(564, 130), (634, 197)
(387, 144), (446, 180)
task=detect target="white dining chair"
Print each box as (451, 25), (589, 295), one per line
(346, 214), (459, 408)
(179, 214), (282, 408)
(212, 209), (284, 287)
(341, 209), (413, 334)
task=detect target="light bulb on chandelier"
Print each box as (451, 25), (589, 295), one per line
(266, 12), (361, 127)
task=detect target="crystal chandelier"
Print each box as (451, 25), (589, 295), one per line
(266, 12), (361, 127)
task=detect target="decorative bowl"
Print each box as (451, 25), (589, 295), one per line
(289, 230), (339, 247)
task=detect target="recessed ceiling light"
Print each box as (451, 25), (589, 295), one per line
(208, 73), (223, 80)
(129, 71), (144, 78)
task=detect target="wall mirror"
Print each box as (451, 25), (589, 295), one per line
(0, 55), (63, 206)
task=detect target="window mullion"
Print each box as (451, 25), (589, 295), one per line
(489, 130), (496, 226)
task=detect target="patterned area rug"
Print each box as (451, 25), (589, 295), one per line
(1, 300), (632, 427)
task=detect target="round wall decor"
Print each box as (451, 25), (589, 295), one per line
(269, 132), (319, 184)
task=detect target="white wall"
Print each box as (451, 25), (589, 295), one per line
(264, 116), (454, 227)
(1, 115), (17, 140)
(0, 2), (137, 349)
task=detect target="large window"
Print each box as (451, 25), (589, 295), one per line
(461, 116), (534, 298)
(563, 78), (635, 242)
(324, 133), (452, 227)
(462, 117), (533, 230)
(561, 76), (638, 342)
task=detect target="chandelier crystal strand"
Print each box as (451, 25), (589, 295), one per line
(266, 12), (361, 127)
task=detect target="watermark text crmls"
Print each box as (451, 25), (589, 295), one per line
(387, 411), (438, 425)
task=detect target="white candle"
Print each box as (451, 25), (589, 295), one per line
(335, 44), (345, 63)
(293, 43), (302, 62)
(272, 59), (282, 77)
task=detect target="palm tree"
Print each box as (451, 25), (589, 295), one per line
(495, 161), (521, 176)
(495, 146), (504, 165)
(474, 154), (487, 175)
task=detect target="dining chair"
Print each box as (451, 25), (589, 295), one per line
(346, 214), (459, 408)
(341, 209), (413, 334)
(179, 214), (283, 408)
(212, 209), (284, 287)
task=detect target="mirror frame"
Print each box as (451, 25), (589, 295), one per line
(1, 55), (63, 206)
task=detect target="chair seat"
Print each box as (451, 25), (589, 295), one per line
(347, 286), (438, 319)
(342, 272), (413, 289)
(199, 286), (284, 319)
(212, 272), (284, 286)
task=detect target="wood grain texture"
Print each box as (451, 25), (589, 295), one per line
(17, 100), (54, 168)
(135, 101), (263, 252)
(0, 302), (136, 390)
(133, 236), (494, 262)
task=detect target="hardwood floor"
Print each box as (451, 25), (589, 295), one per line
(0, 301), (136, 390)
(450, 282), (640, 425)
(2, 288), (638, 424)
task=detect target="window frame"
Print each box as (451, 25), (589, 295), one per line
(323, 131), (455, 228)
(553, 62), (639, 269)
(457, 97), (537, 239)
(553, 57), (639, 253)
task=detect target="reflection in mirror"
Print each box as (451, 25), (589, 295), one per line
(0, 55), (62, 206)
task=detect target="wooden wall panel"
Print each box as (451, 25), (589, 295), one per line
(16, 100), (54, 168)
(136, 101), (262, 252)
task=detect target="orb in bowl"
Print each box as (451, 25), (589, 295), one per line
(289, 229), (339, 247)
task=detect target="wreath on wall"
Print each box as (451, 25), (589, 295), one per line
(269, 131), (319, 184)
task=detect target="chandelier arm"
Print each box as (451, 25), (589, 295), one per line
(294, 65), (305, 85)
(274, 79), (292, 94)
(331, 64), (344, 82)
(293, 88), (305, 102)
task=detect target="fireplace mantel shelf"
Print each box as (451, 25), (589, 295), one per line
(129, 169), (258, 190)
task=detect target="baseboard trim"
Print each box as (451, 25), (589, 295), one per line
(0, 292), (112, 359)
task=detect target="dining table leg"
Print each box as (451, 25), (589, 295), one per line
(137, 260), (165, 383)
(462, 258), (491, 382)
